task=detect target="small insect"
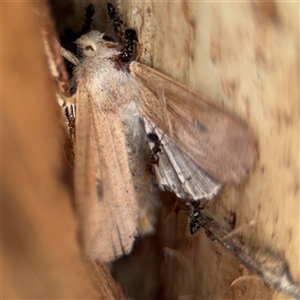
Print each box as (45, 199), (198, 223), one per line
(148, 132), (161, 166)
(147, 130), (164, 166)
(189, 200), (201, 235)
(45, 3), (256, 262)
(119, 29), (138, 62)
(107, 2), (123, 38)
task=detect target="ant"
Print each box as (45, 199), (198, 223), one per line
(119, 29), (138, 62)
(189, 200), (201, 235)
(188, 200), (209, 235)
(147, 132), (163, 166)
(107, 2), (123, 38)
(107, 3), (138, 62)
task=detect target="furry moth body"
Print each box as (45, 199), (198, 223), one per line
(59, 4), (256, 263)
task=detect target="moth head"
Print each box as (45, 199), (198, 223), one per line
(76, 30), (118, 58)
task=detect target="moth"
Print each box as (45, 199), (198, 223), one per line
(50, 3), (256, 263)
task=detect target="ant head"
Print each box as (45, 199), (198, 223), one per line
(147, 133), (159, 143)
(190, 200), (200, 209)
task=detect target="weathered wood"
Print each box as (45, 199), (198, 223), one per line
(117, 2), (299, 299)
(2, 2), (124, 298)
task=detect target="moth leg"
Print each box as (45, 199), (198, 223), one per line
(57, 96), (76, 125)
(63, 104), (76, 143)
(60, 47), (79, 66)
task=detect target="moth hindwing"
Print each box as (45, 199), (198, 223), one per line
(58, 3), (256, 262)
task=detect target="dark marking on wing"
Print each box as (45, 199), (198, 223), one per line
(97, 179), (103, 199)
(194, 120), (207, 132)
(228, 211), (236, 229)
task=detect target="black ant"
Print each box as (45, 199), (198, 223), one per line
(107, 2), (123, 38)
(119, 29), (138, 62)
(107, 3), (138, 62)
(147, 131), (165, 166)
(189, 200), (210, 235)
(189, 200), (201, 235)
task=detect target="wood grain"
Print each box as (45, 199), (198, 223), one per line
(2, 2), (125, 298)
(117, 1), (300, 299)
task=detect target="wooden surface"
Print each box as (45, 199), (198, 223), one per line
(3, 1), (298, 299)
(116, 1), (299, 299)
(2, 2), (124, 299)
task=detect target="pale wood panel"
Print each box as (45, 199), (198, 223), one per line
(117, 2), (299, 299)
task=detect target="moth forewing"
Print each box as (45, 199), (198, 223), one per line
(130, 62), (257, 184)
(74, 88), (138, 262)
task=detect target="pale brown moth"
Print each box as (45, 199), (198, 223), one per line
(52, 3), (256, 263)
